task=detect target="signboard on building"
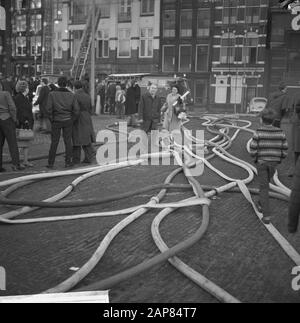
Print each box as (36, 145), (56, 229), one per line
(0, 6), (6, 30)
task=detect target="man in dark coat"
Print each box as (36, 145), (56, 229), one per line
(72, 81), (95, 165)
(106, 82), (116, 115)
(46, 76), (80, 168)
(267, 82), (289, 128)
(125, 81), (137, 116)
(33, 78), (51, 133)
(138, 83), (162, 134)
(288, 158), (300, 233)
(14, 81), (34, 130)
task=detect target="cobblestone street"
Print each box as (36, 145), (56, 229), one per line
(0, 114), (299, 303)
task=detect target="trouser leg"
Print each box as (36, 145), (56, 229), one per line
(82, 144), (93, 163)
(62, 120), (73, 165)
(73, 146), (81, 164)
(288, 197), (300, 233)
(1, 118), (20, 167)
(257, 164), (271, 218)
(0, 125), (5, 169)
(48, 123), (61, 166)
(295, 152), (300, 165)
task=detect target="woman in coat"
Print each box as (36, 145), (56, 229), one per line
(72, 81), (95, 165)
(162, 85), (185, 133)
(14, 81), (34, 167)
(0, 82), (24, 172)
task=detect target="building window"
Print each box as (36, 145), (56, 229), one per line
(242, 33), (259, 64)
(163, 45), (175, 72)
(230, 76), (243, 104)
(223, 7), (237, 25)
(72, 30), (83, 58)
(119, 0), (131, 22)
(140, 28), (153, 58)
(30, 0), (41, 9)
(30, 14), (42, 33)
(97, 30), (109, 58)
(180, 10), (192, 38)
(194, 80), (208, 106)
(179, 45), (192, 72)
(53, 32), (63, 59)
(118, 29), (131, 58)
(141, 0), (154, 15)
(16, 36), (27, 56)
(31, 35), (42, 56)
(100, 4), (110, 18)
(196, 45), (209, 72)
(54, 0), (64, 21)
(197, 9), (210, 37)
(163, 10), (175, 38)
(246, 6), (260, 24)
(220, 33), (235, 64)
(71, 0), (89, 24)
(15, 15), (27, 32)
(15, 0), (27, 11)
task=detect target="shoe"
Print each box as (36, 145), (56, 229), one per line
(24, 162), (34, 168)
(46, 165), (54, 169)
(262, 217), (271, 225)
(65, 163), (74, 169)
(11, 164), (26, 171)
(0, 168), (6, 173)
(81, 159), (92, 164)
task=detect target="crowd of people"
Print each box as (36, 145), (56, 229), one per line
(96, 79), (141, 121)
(0, 75), (96, 171)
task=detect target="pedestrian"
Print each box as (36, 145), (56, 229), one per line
(46, 76), (80, 169)
(288, 158), (300, 234)
(14, 81), (35, 167)
(97, 80), (106, 114)
(72, 81), (96, 165)
(266, 82), (289, 128)
(138, 83), (163, 134)
(125, 81), (137, 117)
(134, 81), (141, 112)
(107, 82), (116, 115)
(0, 82), (24, 172)
(290, 95), (300, 165)
(162, 85), (185, 132)
(1, 76), (15, 95)
(115, 85), (126, 119)
(33, 78), (51, 133)
(249, 109), (288, 225)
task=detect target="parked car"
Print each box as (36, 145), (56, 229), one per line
(247, 97), (267, 114)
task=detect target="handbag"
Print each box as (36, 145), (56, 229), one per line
(16, 128), (34, 141)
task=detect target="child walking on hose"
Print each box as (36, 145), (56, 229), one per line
(249, 109), (288, 225)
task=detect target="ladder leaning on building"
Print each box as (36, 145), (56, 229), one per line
(71, 6), (102, 80)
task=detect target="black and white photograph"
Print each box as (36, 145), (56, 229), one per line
(0, 0), (300, 307)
